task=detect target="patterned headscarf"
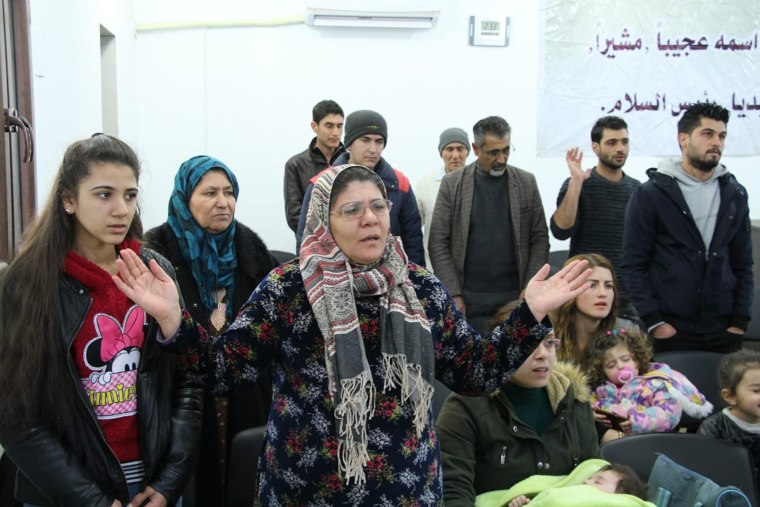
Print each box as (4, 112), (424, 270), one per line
(299, 164), (435, 485)
(167, 155), (238, 320)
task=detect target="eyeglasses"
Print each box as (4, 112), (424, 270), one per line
(540, 336), (561, 349)
(330, 199), (393, 219)
(484, 144), (515, 159)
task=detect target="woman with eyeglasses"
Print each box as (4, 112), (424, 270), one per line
(112, 164), (592, 505)
(437, 300), (600, 506)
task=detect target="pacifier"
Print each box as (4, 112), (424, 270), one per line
(616, 367), (635, 385)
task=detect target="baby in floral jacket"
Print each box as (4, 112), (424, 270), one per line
(583, 327), (713, 436)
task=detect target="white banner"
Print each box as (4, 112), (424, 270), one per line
(538, 0), (760, 156)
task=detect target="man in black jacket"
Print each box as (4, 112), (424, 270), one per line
(283, 99), (346, 233)
(621, 102), (753, 353)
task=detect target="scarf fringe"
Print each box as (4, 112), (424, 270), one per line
(335, 370), (375, 485)
(382, 353), (433, 438)
(412, 372), (434, 438)
(382, 353), (407, 394)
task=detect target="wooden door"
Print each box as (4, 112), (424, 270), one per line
(1, 0), (35, 262)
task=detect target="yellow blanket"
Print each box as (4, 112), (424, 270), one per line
(475, 458), (655, 507)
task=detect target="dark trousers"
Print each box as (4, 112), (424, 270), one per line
(653, 329), (743, 354)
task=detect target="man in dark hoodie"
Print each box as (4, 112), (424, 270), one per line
(295, 109), (425, 266)
(621, 102), (753, 353)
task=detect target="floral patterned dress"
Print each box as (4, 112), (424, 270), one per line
(176, 260), (551, 506)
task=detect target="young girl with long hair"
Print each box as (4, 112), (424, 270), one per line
(0, 134), (201, 507)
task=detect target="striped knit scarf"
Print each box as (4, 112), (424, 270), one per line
(299, 164), (434, 485)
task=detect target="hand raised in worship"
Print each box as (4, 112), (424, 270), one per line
(566, 147), (591, 182)
(524, 260), (591, 322)
(112, 248), (182, 337)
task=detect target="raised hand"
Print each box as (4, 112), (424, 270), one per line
(566, 147), (591, 182)
(524, 260), (591, 321)
(112, 248), (182, 337)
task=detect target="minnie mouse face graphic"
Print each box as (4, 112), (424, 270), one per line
(84, 305), (146, 385)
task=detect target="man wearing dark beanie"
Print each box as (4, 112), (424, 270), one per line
(342, 110), (388, 148)
(296, 110), (425, 266)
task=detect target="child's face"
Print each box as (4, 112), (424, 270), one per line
(724, 367), (760, 424)
(603, 344), (639, 386)
(584, 470), (621, 494)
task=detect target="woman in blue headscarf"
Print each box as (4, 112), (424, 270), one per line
(145, 155), (276, 506)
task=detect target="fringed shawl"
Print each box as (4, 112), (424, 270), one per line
(299, 164), (435, 484)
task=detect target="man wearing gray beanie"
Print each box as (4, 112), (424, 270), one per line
(295, 109), (425, 266)
(415, 128), (471, 270)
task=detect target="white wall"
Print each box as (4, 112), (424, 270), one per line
(29, 0), (760, 254)
(29, 0), (138, 205)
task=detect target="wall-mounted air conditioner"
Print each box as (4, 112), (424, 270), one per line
(305, 0), (441, 29)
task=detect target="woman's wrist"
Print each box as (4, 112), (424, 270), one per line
(157, 311), (182, 338)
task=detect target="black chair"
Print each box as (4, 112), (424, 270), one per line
(227, 425), (266, 507)
(601, 432), (759, 506)
(270, 250), (297, 264)
(432, 379), (452, 420)
(653, 350), (725, 432)
(548, 249), (569, 269)
(744, 287), (760, 342)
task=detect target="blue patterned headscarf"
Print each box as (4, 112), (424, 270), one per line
(167, 155), (239, 321)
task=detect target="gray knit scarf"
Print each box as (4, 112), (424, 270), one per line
(299, 164), (435, 485)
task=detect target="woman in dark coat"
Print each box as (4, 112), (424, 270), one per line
(145, 155), (276, 506)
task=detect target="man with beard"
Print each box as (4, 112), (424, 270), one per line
(621, 102), (753, 353)
(429, 116), (548, 335)
(550, 116), (639, 277)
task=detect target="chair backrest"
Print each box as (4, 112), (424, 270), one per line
(744, 287), (760, 341)
(548, 250), (569, 269)
(653, 350), (725, 432)
(227, 425), (266, 507)
(270, 250), (297, 264)
(601, 432), (758, 506)
(432, 379), (452, 420)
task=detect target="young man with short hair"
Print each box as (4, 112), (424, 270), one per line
(551, 116), (640, 274)
(284, 99), (346, 232)
(621, 103), (753, 353)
